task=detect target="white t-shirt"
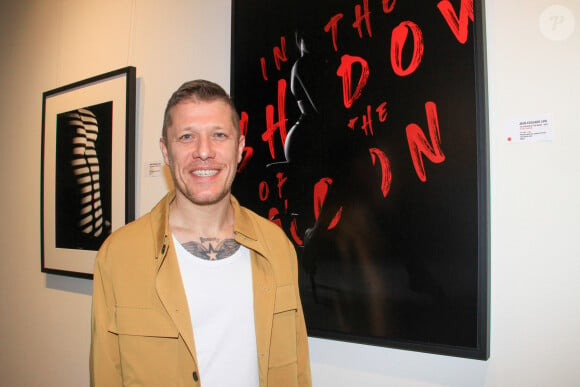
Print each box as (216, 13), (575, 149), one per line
(173, 235), (259, 387)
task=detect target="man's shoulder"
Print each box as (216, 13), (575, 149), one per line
(111, 211), (153, 237)
(102, 194), (169, 249)
(236, 203), (299, 284)
(237, 204), (287, 238)
(235, 203), (297, 264)
(101, 212), (155, 253)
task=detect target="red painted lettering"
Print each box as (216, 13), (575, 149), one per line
(276, 172), (287, 199)
(259, 181), (270, 201)
(438, 0), (474, 44)
(269, 207), (282, 228)
(273, 36), (288, 70)
(238, 147), (253, 173)
(376, 101), (388, 122)
(240, 111), (249, 137)
(324, 13), (344, 52)
(382, 0), (397, 13)
(237, 111), (253, 173)
(260, 57), (268, 81)
(336, 54), (370, 108)
(348, 117), (358, 130)
(369, 148), (392, 197)
(406, 101), (445, 182)
(347, 101), (387, 135)
(259, 36), (289, 81)
(261, 79), (288, 159)
(313, 178), (343, 230)
(290, 218), (303, 245)
(361, 105), (374, 136)
(353, 0), (372, 38)
(391, 21), (424, 76)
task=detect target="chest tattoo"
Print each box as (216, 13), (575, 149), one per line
(181, 237), (241, 260)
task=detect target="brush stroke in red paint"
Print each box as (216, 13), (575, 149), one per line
(273, 36), (288, 70)
(337, 54), (370, 109)
(324, 13), (344, 52)
(353, 0), (372, 38)
(437, 0), (474, 44)
(237, 111), (253, 172)
(261, 79), (288, 159)
(406, 101), (445, 182)
(382, 0), (396, 14)
(391, 21), (424, 77)
(369, 147), (392, 197)
(314, 177), (343, 230)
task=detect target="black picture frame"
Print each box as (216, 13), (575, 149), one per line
(41, 66), (136, 279)
(231, 1), (489, 359)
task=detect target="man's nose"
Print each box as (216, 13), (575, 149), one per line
(193, 135), (215, 159)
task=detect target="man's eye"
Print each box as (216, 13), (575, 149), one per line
(179, 134), (192, 142)
(214, 132), (227, 139)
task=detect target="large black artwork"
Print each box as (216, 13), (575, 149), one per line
(231, 0), (489, 359)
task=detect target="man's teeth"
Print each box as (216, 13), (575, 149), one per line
(193, 169), (218, 177)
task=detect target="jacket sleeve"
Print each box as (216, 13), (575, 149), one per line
(288, 237), (312, 387)
(90, 238), (123, 387)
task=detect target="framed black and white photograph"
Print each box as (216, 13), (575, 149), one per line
(231, 1), (489, 359)
(41, 66), (136, 279)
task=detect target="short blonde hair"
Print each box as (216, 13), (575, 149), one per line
(162, 80), (240, 139)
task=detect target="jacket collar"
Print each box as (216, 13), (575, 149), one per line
(150, 191), (270, 262)
(231, 196), (271, 260)
(148, 190), (174, 263)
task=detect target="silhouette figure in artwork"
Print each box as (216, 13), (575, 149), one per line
(280, 26), (389, 336)
(56, 107), (111, 250)
(280, 28), (348, 245)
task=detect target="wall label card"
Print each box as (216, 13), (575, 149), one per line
(507, 115), (553, 143)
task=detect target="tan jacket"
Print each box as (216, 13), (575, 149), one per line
(90, 192), (311, 386)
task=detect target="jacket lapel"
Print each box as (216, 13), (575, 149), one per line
(151, 193), (197, 362)
(232, 196), (276, 382)
(156, 241), (197, 360)
(250, 251), (276, 383)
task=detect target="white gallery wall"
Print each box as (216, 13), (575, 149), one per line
(0, 0), (578, 386)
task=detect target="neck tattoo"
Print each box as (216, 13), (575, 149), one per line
(181, 237), (241, 260)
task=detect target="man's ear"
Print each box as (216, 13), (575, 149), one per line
(237, 135), (246, 164)
(160, 137), (170, 165)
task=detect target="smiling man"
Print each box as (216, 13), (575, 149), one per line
(90, 80), (311, 387)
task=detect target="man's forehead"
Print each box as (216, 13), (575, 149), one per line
(168, 106), (235, 132)
(171, 100), (230, 118)
(177, 98), (230, 109)
(169, 99), (238, 131)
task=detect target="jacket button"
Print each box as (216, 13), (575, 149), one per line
(193, 371), (199, 381)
